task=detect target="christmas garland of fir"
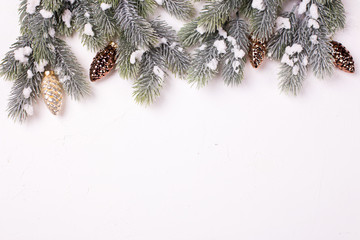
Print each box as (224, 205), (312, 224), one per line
(0, 0), (355, 122)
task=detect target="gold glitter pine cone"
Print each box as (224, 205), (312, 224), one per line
(41, 70), (63, 115)
(90, 42), (117, 82)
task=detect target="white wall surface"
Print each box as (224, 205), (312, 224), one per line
(0, 1), (359, 240)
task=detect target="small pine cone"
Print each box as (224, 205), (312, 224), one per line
(90, 42), (117, 82)
(249, 38), (267, 68)
(41, 71), (63, 115)
(331, 41), (355, 73)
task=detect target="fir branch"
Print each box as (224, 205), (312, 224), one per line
(278, 18), (310, 94)
(178, 18), (212, 47)
(225, 18), (250, 52)
(42, 0), (63, 12)
(308, 27), (333, 78)
(53, 38), (91, 100)
(222, 49), (246, 86)
(151, 19), (190, 78)
(31, 35), (57, 67)
(160, 45), (190, 78)
(222, 18), (250, 86)
(197, 0), (240, 33)
(151, 19), (177, 43)
(187, 35), (222, 88)
(161, 0), (195, 21)
(114, 0), (158, 48)
(92, 1), (119, 42)
(0, 36), (33, 81)
(133, 48), (167, 105)
(18, 6), (57, 65)
(55, 3), (76, 37)
(319, 0), (345, 34)
(305, 2), (334, 78)
(134, 0), (157, 18)
(238, 0), (253, 18)
(115, 35), (140, 80)
(100, 0), (121, 5)
(278, 58), (307, 95)
(7, 65), (42, 123)
(18, 0), (30, 24)
(250, 0), (283, 42)
(73, 0), (107, 51)
(268, 12), (298, 60)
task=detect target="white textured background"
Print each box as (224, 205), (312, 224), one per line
(1, 1), (360, 240)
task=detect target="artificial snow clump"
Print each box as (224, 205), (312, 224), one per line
(161, 38), (168, 44)
(23, 104), (34, 116)
(54, 67), (62, 75)
(206, 58), (218, 71)
(285, 44), (303, 56)
(292, 65), (300, 75)
(40, 9), (54, 18)
(309, 4), (319, 19)
(302, 56), (308, 66)
(298, 0), (311, 15)
(35, 59), (49, 72)
(130, 50), (145, 64)
(308, 19), (319, 29)
(281, 44), (303, 67)
(310, 35), (318, 44)
(14, 46), (33, 64)
(169, 42), (177, 49)
(26, 0), (41, 14)
(27, 70), (34, 79)
(100, 3), (112, 11)
(252, 0), (265, 11)
(276, 17), (291, 30)
(23, 87), (32, 99)
(232, 61), (241, 73)
(156, 37), (168, 46)
(84, 23), (94, 36)
(232, 47), (245, 59)
(48, 28), (55, 38)
(281, 53), (294, 67)
(199, 44), (207, 51)
(62, 9), (72, 28)
(213, 40), (227, 54)
(153, 66), (165, 80)
(154, 0), (164, 5)
(217, 27), (228, 38)
(48, 44), (55, 52)
(59, 75), (71, 83)
(226, 36), (237, 46)
(196, 26), (206, 35)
